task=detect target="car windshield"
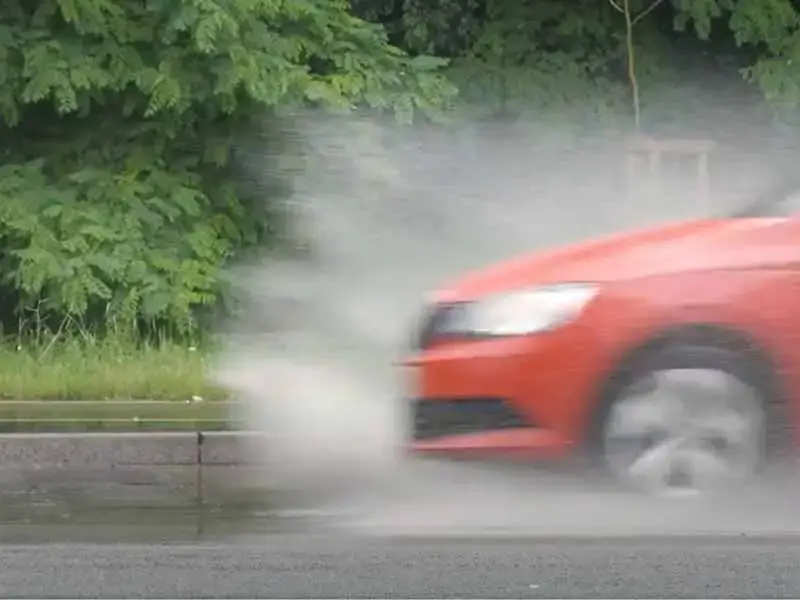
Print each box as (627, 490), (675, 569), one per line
(733, 178), (800, 218)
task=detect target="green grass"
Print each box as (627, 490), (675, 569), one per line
(0, 333), (237, 432)
(0, 335), (226, 401)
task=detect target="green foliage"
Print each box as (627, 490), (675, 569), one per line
(0, 0), (454, 338)
(6, 0), (800, 346)
(401, 0), (483, 58)
(731, 0), (800, 110)
(402, 0), (630, 121)
(672, 0), (734, 40)
(672, 0), (800, 113)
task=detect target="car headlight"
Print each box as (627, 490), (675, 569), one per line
(441, 283), (598, 337)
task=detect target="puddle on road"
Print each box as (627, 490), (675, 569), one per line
(0, 483), (286, 543)
(7, 461), (800, 543)
(0, 505), (290, 544)
(8, 473), (800, 542)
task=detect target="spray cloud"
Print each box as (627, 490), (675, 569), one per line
(212, 108), (800, 535)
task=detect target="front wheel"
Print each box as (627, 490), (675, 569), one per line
(599, 349), (767, 498)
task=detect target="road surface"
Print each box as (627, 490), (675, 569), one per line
(6, 463), (800, 597)
(3, 534), (800, 598)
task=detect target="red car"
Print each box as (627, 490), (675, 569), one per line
(405, 184), (800, 497)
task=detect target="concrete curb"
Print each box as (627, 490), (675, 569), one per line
(0, 431), (268, 520)
(0, 430), (263, 465)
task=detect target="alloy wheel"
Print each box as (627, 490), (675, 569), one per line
(603, 368), (765, 498)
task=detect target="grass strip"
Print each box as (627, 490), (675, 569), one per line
(0, 336), (226, 401)
(0, 400), (239, 432)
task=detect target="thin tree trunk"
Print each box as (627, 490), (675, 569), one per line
(623, 0), (640, 130)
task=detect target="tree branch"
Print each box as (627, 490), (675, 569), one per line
(606, 0), (624, 13)
(632, 0), (666, 26)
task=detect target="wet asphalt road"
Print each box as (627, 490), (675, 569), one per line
(6, 463), (800, 598)
(3, 534), (800, 598)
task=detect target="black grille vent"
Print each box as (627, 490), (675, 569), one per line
(411, 397), (530, 440)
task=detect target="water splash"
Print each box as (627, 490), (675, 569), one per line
(211, 111), (797, 535)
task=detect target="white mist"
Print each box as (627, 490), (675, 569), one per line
(211, 111), (800, 535)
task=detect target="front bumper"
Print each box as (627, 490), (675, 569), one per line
(404, 329), (608, 460)
(410, 396), (569, 459)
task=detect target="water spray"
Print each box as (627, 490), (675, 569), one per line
(211, 111), (800, 536)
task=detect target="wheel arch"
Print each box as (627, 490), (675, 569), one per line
(584, 322), (791, 456)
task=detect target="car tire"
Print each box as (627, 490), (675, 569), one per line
(596, 343), (773, 498)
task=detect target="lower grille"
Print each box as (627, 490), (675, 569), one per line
(411, 397), (530, 441)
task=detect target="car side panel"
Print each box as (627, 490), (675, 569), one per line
(592, 269), (800, 447)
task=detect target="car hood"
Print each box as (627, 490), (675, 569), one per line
(434, 217), (790, 302)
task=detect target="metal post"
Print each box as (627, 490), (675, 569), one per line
(196, 430), (205, 535)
